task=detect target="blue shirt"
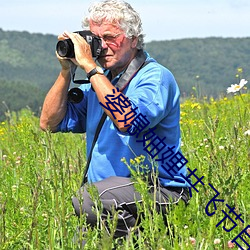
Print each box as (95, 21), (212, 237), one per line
(57, 52), (189, 187)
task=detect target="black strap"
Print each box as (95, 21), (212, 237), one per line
(81, 50), (149, 185)
(115, 50), (147, 91)
(81, 112), (107, 185)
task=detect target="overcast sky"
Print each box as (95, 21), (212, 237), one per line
(1, 0), (250, 42)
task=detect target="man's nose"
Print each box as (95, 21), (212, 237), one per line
(101, 38), (108, 49)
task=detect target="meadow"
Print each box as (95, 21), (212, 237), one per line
(0, 88), (249, 249)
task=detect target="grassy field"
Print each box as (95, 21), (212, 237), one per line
(0, 90), (249, 249)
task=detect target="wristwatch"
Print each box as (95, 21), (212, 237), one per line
(87, 66), (104, 80)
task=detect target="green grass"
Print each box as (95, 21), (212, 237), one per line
(0, 92), (249, 249)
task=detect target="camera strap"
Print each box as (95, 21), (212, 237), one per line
(81, 50), (150, 186)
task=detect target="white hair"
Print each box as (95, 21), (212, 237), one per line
(82, 0), (145, 49)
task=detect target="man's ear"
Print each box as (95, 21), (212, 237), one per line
(131, 36), (139, 48)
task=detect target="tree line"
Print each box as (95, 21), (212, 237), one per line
(0, 28), (249, 120)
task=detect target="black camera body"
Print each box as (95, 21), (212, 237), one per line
(56, 30), (102, 58)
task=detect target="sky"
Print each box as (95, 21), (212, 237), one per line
(1, 0), (250, 42)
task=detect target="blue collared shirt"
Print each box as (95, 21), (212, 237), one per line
(57, 52), (189, 187)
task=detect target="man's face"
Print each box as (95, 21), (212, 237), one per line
(89, 20), (138, 73)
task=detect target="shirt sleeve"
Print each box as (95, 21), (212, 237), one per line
(127, 61), (180, 133)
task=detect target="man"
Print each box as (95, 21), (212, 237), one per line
(40, 0), (189, 242)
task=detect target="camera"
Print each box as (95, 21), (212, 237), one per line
(56, 30), (102, 58)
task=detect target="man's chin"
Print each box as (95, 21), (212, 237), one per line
(98, 59), (113, 69)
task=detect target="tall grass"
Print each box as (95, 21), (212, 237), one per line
(0, 93), (249, 249)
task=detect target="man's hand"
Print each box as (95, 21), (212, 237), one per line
(56, 33), (79, 71)
(62, 31), (96, 73)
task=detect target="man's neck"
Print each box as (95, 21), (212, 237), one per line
(110, 50), (139, 80)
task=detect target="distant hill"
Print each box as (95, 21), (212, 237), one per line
(0, 29), (60, 120)
(0, 29), (60, 88)
(145, 37), (250, 98)
(0, 28), (249, 120)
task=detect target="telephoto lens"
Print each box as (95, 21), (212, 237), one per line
(56, 39), (75, 58)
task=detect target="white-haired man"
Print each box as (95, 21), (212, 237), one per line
(40, 0), (189, 243)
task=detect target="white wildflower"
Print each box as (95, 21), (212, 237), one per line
(214, 238), (221, 244)
(20, 207), (25, 214)
(12, 185), (17, 191)
(244, 130), (250, 136)
(227, 79), (248, 93)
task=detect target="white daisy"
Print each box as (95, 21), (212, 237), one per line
(227, 79), (248, 93)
